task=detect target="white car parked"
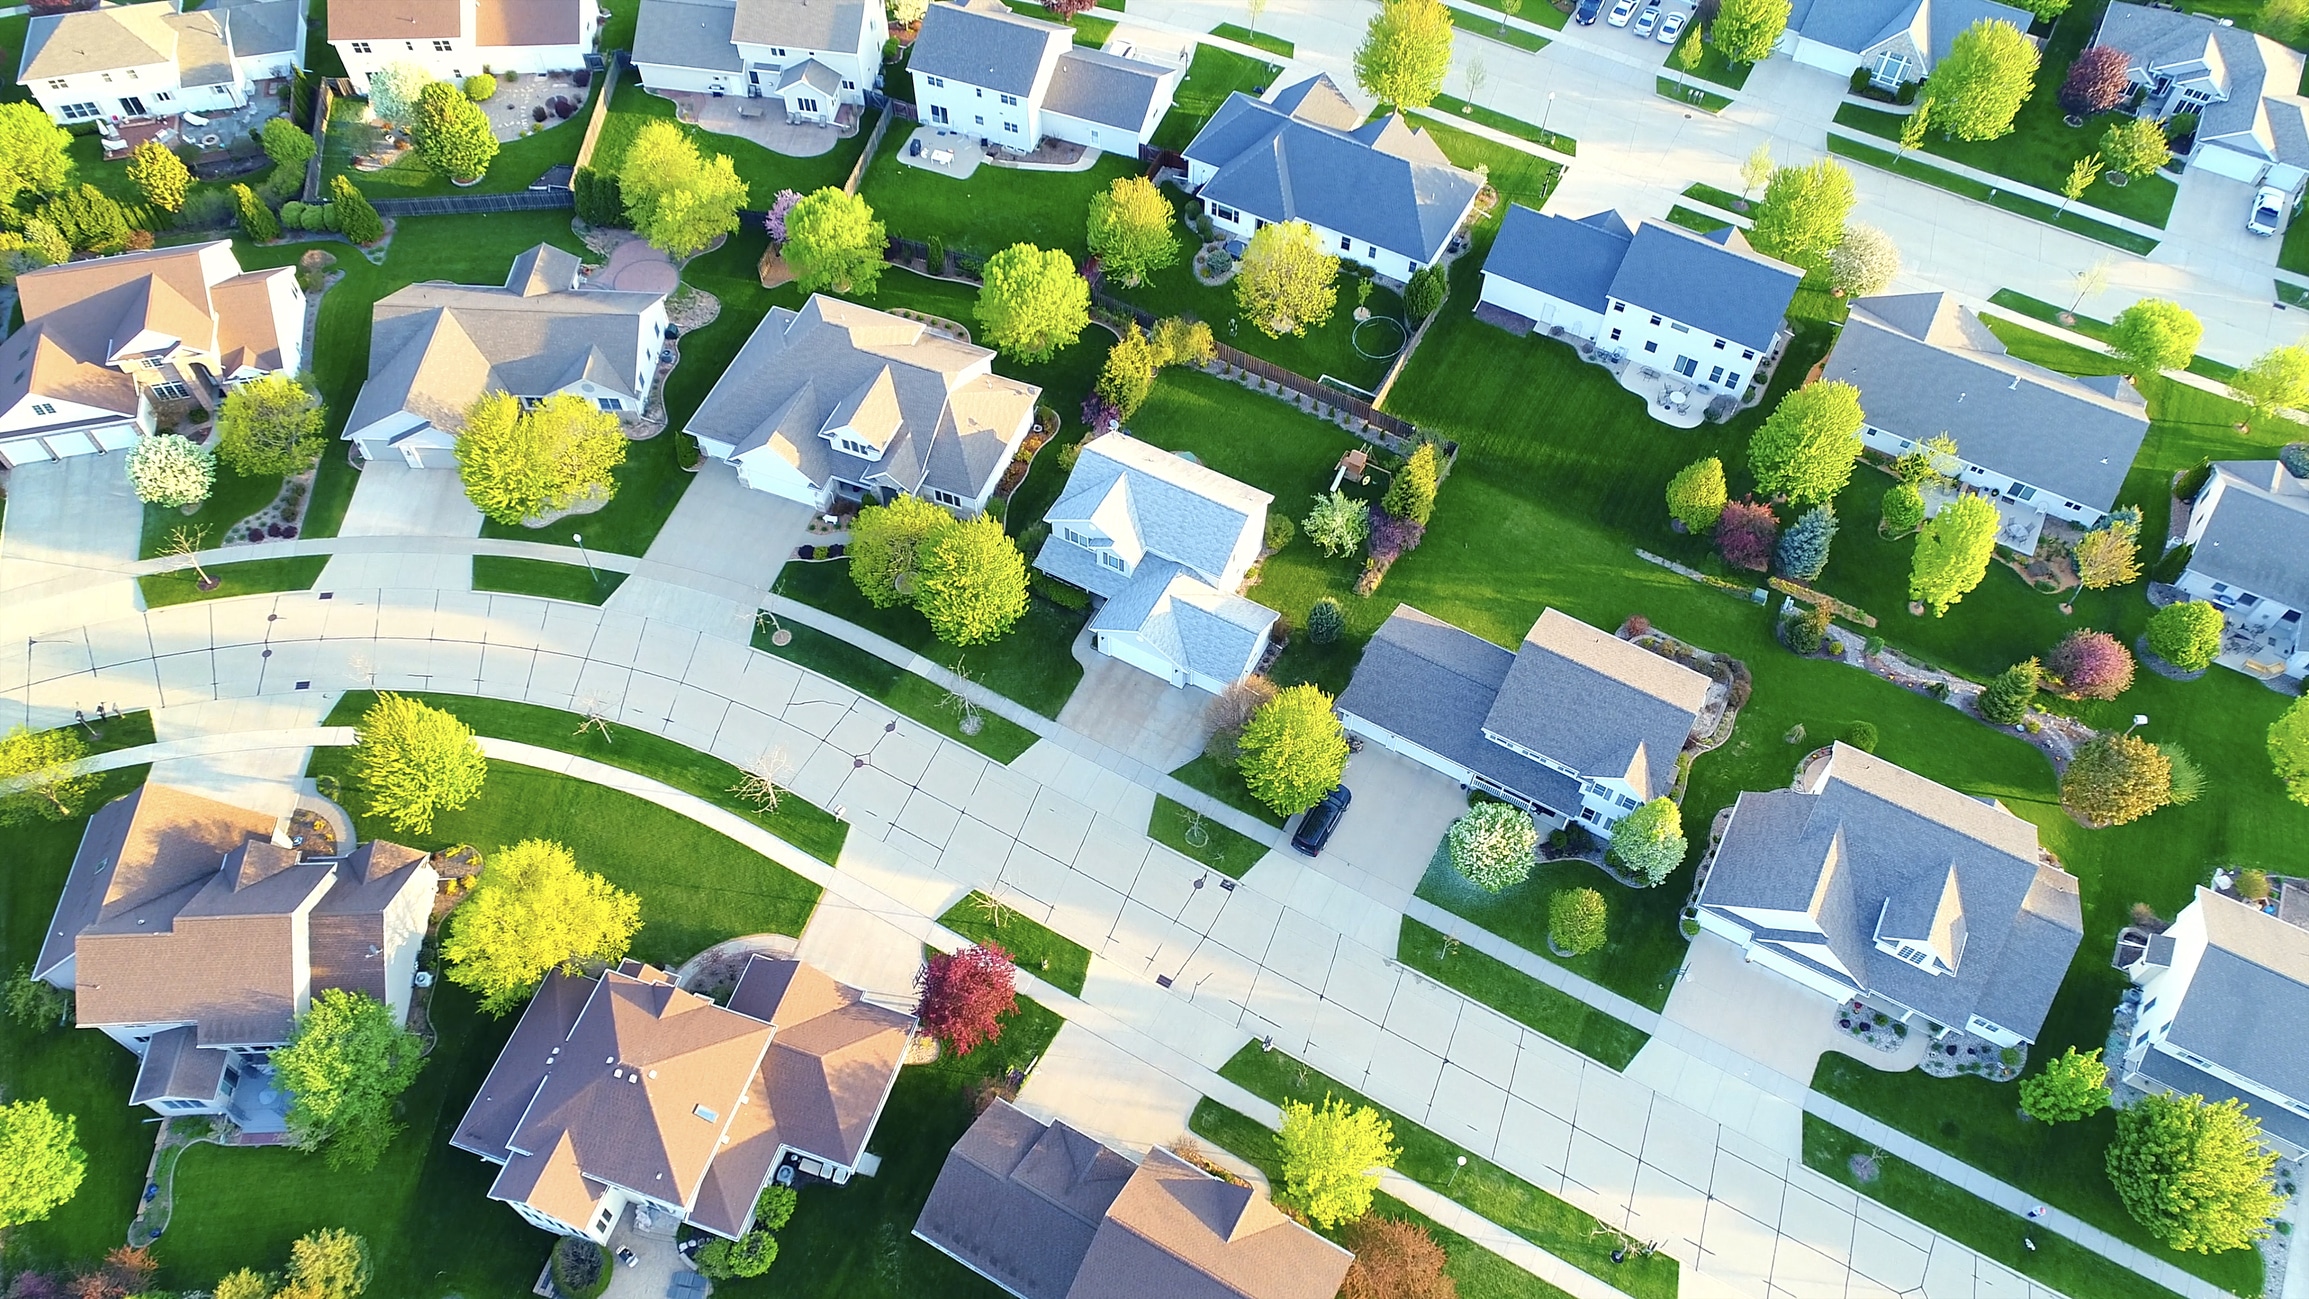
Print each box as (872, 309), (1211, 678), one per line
(1657, 9), (1688, 41)
(2250, 185), (2289, 237)
(1607, 0), (1636, 26)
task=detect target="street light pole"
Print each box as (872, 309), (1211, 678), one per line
(1541, 91), (1557, 139)
(571, 531), (598, 582)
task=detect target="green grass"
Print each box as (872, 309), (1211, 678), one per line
(1152, 42), (1284, 153)
(1396, 918), (1651, 1068)
(1448, 0), (1570, 29)
(1148, 793), (1272, 878)
(1681, 41), (1756, 91)
(43, 709), (159, 758)
(937, 891), (1092, 996)
(138, 556), (327, 607)
(1422, 96), (1576, 155)
(1453, 9), (1550, 51)
(855, 112), (1138, 262)
(1681, 181), (1754, 214)
(2279, 279), (2309, 307)
(470, 555), (628, 604)
(2281, 206), (2309, 274)
(1209, 22), (1293, 57)
(322, 77), (596, 199)
(319, 690), (850, 865)
(1218, 1043), (1679, 1299)
(1656, 77), (1733, 114)
(1168, 753), (1288, 828)
(587, 68), (872, 202)
(1984, 289), (2241, 383)
(1826, 136), (2160, 254)
(138, 462), (284, 558)
(1804, 1114), (2197, 1299)
(475, 433), (693, 557)
(1666, 204), (1736, 235)
(1000, 0), (1114, 45)
(754, 621), (1042, 763)
(1833, 103), (2178, 228)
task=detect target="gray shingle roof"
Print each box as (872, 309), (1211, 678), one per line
(2163, 888), (2309, 1106)
(1042, 48), (1172, 132)
(908, 0), (1065, 98)
(1787, 0), (2035, 68)
(2099, 3), (2309, 168)
(1485, 608), (1711, 800)
(2135, 1048), (2309, 1153)
(776, 57), (842, 94)
(732, 0), (870, 51)
(1603, 220), (1803, 353)
(219, 0), (304, 60)
(130, 1024), (226, 1104)
(1827, 293), (2149, 514)
(1040, 434), (1269, 593)
(1085, 557), (1277, 682)
(2188, 461), (2309, 613)
(1482, 206), (1632, 315)
(635, 0), (743, 73)
(912, 1100), (1132, 1299)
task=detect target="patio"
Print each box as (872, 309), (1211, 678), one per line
(1921, 482), (2045, 555)
(2214, 605), (2303, 681)
(658, 90), (858, 158)
(105, 96), (286, 162)
(476, 70), (589, 144)
(1612, 360), (1709, 429)
(596, 1204), (703, 1299)
(895, 126), (985, 179)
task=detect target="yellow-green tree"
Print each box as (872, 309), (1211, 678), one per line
(1085, 175), (1180, 286)
(126, 140), (190, 212)
(782, 187), (886, 295)
(914, 513), (1030, 646)
(442, 839), (642, 1014)
(215, 373), (326, 475)
(1277, 1096), (1400, 1228)
(1354, 0), (1454, 110)
(2108, 1092), (2283, 1253)
(454, 391), (629, 525)
(352, 692), (487, 836)
(618, 119), (750, 258)
(1908, 493), (1999, 616)
(1236, 220), (1339, 338)
(0, 1099), (84, 1230)
(1237, 684), (1350, 815)
(0, 725), (95, 826)
(975, 243), (1090, 362)
(849, 493), (953, 608)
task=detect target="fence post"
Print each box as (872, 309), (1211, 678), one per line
(844, 107), (891, 195)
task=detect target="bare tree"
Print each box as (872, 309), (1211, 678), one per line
(2068, 259), (2113, 314)
(940, 658), (985, 736)
(1462, 56), (1488, 107)
(158, 525), (215, 590)
(1245, 0), (1269, 36)
(572, 696), (615, 743)
(729, 748), (792, 813)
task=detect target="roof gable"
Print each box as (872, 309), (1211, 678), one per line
(1604, 220), (1803, 351)
(1482, 205), (1634, 315)
(1482, 608), (1711, 796)
(2187, 460), (2309, 612)
(909, 0), (1067, 97)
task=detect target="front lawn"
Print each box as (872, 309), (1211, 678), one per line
(1152, 42), (1283, 152)
(1148, 793), (1272, 878)
(470, 555), (628, 604)
(937, 891), (1092, 996)
(475, 429), (693, 556)
(138, 462), (288, 558)
(1825, 136), (2159, 255)
(1168, 752), (1288, 827)
(1984, 290), (2240, 383)
(1420, 98), (1576, 155)
(755, 621), (1042, 763)
(1207, 22), (1293, 58)
(1397, 917), (1651, 1068)
(854, 126), (1139, 263)
(1833, 103), (2177, 228)
(1413, 837), (1691, 1012)
(138, 556), (328, 607)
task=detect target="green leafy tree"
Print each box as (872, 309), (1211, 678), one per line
(1382, 442), (1441, 526)
(1448, 802), (1538, 891)
(698, 1230), (779, 1279)
(367, 61), (435, 124)
(2020, 1046), (2111, 1123)
(1085, 175), (1180, 286)
(285, 1227), (372, 1299)
(2063, 732), (2172, 826)
(1403, 263), (1447, 321)
(0, 102), (73, 208)
(1908, 493), (1999, 615)
(2147, 600), (2225, 672)
(1977, 657), (2041, 725)
(1152, 315), (1217, 368)
(455, 392), (628, 525)
(0, 725), (96, 826)
(1354, 0), (1454, 110)
(782, 187), (886, 295)
(0, 1099), (85, 1230)
(0, 219), (70, 286)
(212, 1269), (273, 1299)
(2108, 1092), (2283, 1254)
(914, 513), (1031, 646)
(2011, 0), (2070, 15)
(2058, 151), (2100, 214)
(1740, 143), (1775, 199)
(848, 493), (951, 609)
(1931, 19), (2040, 141)
(5, 965), (72, 1029)
(1748, 381), (1865, 505)
(1666, 456), (1728, 532)
(2267, 693), (2309, 805)
(1277, 1096), (1400, 1229)
(1302, 490), (1371, 557)
(234, 182), (280, 242)
(263, 116), (318, 172)
(216, 373), (325, 475)
(43, 184), (131, 253)
(1880, 481), (1925, 534)
(2107, 298), (2202, 375)
(1237, 684), (1351, 816)
(1900, 98), (1935, 154)
(2228, 345), (2309, 429)
(1097, 323), (1161, 418)
(2266, 0), (2309, 42)
(1608, 797), (1687, 886)
(1711, 0), (1792, 64)
(1747, 160), (1856, 271)
(976, 244), (1090, 362)
(1307, 596), (1346, 645)
(126, 140), (190, 213)
(572, 165), (625, 227)
(2101, 116), (2172, 179)
(442, 838), (642, 1014)
(330, 173), (385, 245)
(618, 120), (750, 258)
(1236, 220), (1340, 337)
(125, 431), (217, 508)
(1549, 887), (1608, 955)
(272, 989), (426, 1171)
(414, 80), (499, 182)
(353, 692), (487, 836)
(2074, 518), (2142, 590)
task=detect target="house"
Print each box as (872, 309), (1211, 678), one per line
(1695, 742), (2084, 1049)
(909, 0), (1181, 157)
(0, 240), (303, 468)
(1477, 206), (1801, 403)
(2120, 886), (2309, 1159)
(2098, 1), (2309, 187)
(1181, 74), (1482, 283)
(914, 1099), (1355, 1299)
(1337, 605), (1712, 829)
(1781, 0), (2037, 88)
(2171, 459), (2309, 680)
(684, 294), (1040, 515)
(19, 0), (306, 125)
(342, 244), (668, 467)
(1034, 434), (1277, 693)
(31, 783), (435, 1127)
(633, 0), (884, 124)
(1825, 292), (2149, 541)
(327, 0), (600, 96)
(452, 955), (915, 1242)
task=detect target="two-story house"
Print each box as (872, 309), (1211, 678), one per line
(1338, 605), (1712, 830)
(2098, 1), (2309, 188)
(452, 955), (915, 1242)
(1476, 206), (1802, 404)
(1034, 434), (1278, 693)
(1825, 292), (2150, 548)
(2121, 886), (2309, 1159)
(1695, 742), (2085, 1050)
(0, 240), (304, 468)
(20, 0), (306, 126)
(2171, 459), (2309, 681)
(1781, 0), (2037, 89)
(909, 0), (1180, 157)
(684, 294), (1040, 516)
(328, 0), (600, 96)
(32, 782), (435, 1128)
(342, 244), (668, 467)
(634, 0), (884, 124)
(1182, 74), (1482, 284)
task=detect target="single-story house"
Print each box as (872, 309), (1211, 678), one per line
(20, 0), (304, 125)
(328, 0), (600, 95)
(2172, 459), (2309, 680)
(1782, 0), (2038, 88)
(2099, 1), (2309, 188)
(634, 0), (883, 123)
(909, 0), (1180, 157)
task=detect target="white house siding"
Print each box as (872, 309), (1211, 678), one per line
(723, 445), (835, 510)
(1855, 424), (2105, 525)
(1475, 273), (1607, 340)
(1040, 109), (1149, 157)
(337, 40), (591, 94)
(381, 872), (436, 1027)
(2195, 140), (2272, 182)
(28, 57), (184, 123)
(1095, 631), (1189, 688)
(1786, 35), (1865, 79)
(1601, 297), (1764, 398)
(914, 76), (1039, 147)
(734, 36), (875, 104)
(636, 61), (736, 94)
(1202, 206), (1424, 281)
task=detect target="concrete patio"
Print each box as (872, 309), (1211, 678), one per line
(1613, 362), (1709, 428)
(895, 126), (985, 179)
(659, 90), (858, 158)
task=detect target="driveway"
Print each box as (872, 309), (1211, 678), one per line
(1054, 642), (1216, 772)
(1244, 745), (1464, 952)
(2158, 167), (2282, 291)
(0, 455), (146, 637)
(315, 460), (482, 592)
(606, 462), (810, 638)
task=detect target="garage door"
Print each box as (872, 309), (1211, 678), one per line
(0, 436), (55, 468)
(43, 432), (101, 458)
(1094, 633), (1186, 687)
(92, 425), (140, 451)
(2195, 145), (2264, 182)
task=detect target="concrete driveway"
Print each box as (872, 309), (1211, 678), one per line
(316, 460), (482, 592)
(606, 462), (809, 637)
(2158, 167), (2282, 290)
(1054, 643), (1216, 772)
(1302, 745), (1466, 910)
(0, 454), (146, 635)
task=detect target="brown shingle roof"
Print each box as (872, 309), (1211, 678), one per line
(913, 1101), (1134, 1299)
(727, 955), (916, 1168)
(326, 0), (462, 41)
(35, 784), (277, 980)
(476, 0), (584, 45)
(1066, 1147), (1354, 1299)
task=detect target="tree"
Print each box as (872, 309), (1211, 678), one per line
(782, 187), (886, 295)
(1236, 220), (1340, 337)
(1383, 442), (1441, 526)
(1747, 160), (1857, 271)
(1749, 381), (1865, 505)
(0, 726), (96, 827)
(1908, 493), (1999, 615)
(2267, 0), (2309, 43)
(1237, 684), (1351, 817)
(1354, 0), (1454, 110)
(285, 1228), (371, 1299)
(272, 989), (425, 1171)
(1342, 1215), (1456, 1299)
(2061, 45), (2134, 117)
(455, 392), (628, 525)
(1095, 325), (1160, 418)
(2272, 694), (2309, 805)
(0, 102), (73, 210)
(915, 942), (1017, 1056)
(914, 513), (1030, 646)
(2063, 733), (2172, 826)
(2058, 152), (2100, 215)
(1302, 490), (1371, 557)
(618, 120), (749, 258)
(697, 1231), (779, 1280)
(0, 219), (69, 286)
(367, 62), (435, 124)
(1152, 315), (1217, 369)
(414, 80), (498, 182)
(442, 838), (641, 1014)
(2108, 1091), (2283, 1254)
(212, 1270), (274, 1299)
(1609, 797), (1687, 886)
(41, 184), (131, 254)
(1308, 596), (1346, 645)
(321, 173), (383, 246)
(2009, 0), (2069, 15)
(1086, 175), (1179, 286)
(1738, 143), (1774, 200)
(1549, 887), (1608, 955)
(0, 1100), (85, 1230)
(1880, 481), (1926, 535)
(1899, 97), (1934, 155)
(2099, 116), (2171, 181)
(1775, 504), (1838, 580)
(1931, 19), (2040, 141)
(848, 493), (951, 609)
(1977, 657), (2041, 725)
(1404, 263), (1448, 321)
(5, 965), (72, 1029)
(2074, 519), (2142, 591)
(2020, 1046), (2111, 1124)
(1448, 802), (1538, 891)
(1715, 497), (1778, 571)
(1828, 223), (1900, 298)
(229, 180), (279, 241)
(216, 372), (326, 479)
(2049, 629), (2135, 699)
(1711, 0), (1792, 64)
(262, 116), (317, 172)
(2107, 298), (2201, 375)
(976, 244), (1090, 362)
(2227, 344), (2309, 429)
(2143, 600), (2222, 674)
(1674, 24), (1704, 81)
(125, 140), (190, 213)
(353, 692), (487, 836)
(1665, 457), (1727, 532)
(124, 432), (216, 509)
(1277, 1097), (1400, 1229)
(572, 165), (626, 228)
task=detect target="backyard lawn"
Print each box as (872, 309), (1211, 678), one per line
(587, 68), (873, 201)
(320, 78), (596, 200)
(855, 126), (1139, 263)
(1152, 42), (1283, 152)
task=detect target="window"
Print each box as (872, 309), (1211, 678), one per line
(930, 488), (961, 507)
(350, 40), (372, 53)
(1211, 204), (1238, 223)
(30, 402), (56, 416)
(1098, 551), (1126, 572)
(1713, 339), (1726, 350)
(842, 79), (855, 90)
(595, 397), (620, 412)
(126, 68), (137, 80)
(974, 87), (983, 97)
(1611, 302), (1625, 313)
(46, 79), (67, 91)
(1339, 234), (1352, 252)
(1740, 349), (1754, 360)
(101, 73), (113, 83)
(975, 114), (984, 125)
(1004, 121), (1018, 134)
(1669, 322), (1689, 333)
(1367, 245), (1378, 258)
(929, 104), (948, 124)
(925, 74), (945, 88)
(1648, 314), (1662, 326)
(1673, 356), (1697, 377)
(1642, 340), (1658, 354)
(1608, 327), (1622, 342)
(1063, 528), (1091, 547)
(139, 358), (166, 370)
(1723, 372), (1741, 389)
(1708, 365), (1724, 384)
(796, 96), (821, 114)
(770, 46), (787, 56)
(999, 93), (1018, 106)
(151, 381), (191, 399)
(155, 91), (172, 102)
(432, 39), (453, 52)
(154, 1098), (206, 1112)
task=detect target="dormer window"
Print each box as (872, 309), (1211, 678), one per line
(30, 402), (57, 416)
(1098, 551), (1126, 573)
(839, 438), (873, 457)
(1062, 528), (1092, 547)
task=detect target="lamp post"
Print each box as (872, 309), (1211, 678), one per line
(571, 531), (598, 583)
(1541, 91), (1557, 139)
(1449, 1155), (1467, 1189)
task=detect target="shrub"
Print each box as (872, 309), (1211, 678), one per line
(1030, 573), (1089, 610)
(1845, 721), (1879, 753)
(1607, 797), (1686, 886)
(1787, 600), (1831, 654)
(1341, 1215), (1455, 1299)
(1714, 497), (1778, 571)
(2063, 733), (2172, 826)
(1775, 504), (1838, 580)
(1978, 658), (2041, 725)
(1307, 597), (1345, 645)
(1382, 442), (1441, 526)
(464, 73), (497, 101)
(1302, 490), (1370, 558)
(1264, 514), (1295, 553)
(696, 1230), (779, 1280)
(2163, 744), (2205, 806)
(2238, 868), (2272, 902)
(551, 1238), (609, 1299)
(1548, 887), (1608, 956)
(1880, 481), (1925, 534)
(125, 433), (216, 508)
(1665, 456), (1727, 533)
(2146, 600), (2224, 673)
(2047, 629), (2135, 700)
(1448, 803), (1538, 891)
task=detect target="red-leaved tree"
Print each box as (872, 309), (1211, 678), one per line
(2048, 629), (2136, 700)
(70, 1249), (157, 1299)
(917, 942), (1018, 1056)
(2059, 46), (2134, 118)
(1043, 0), (1098, 13)
(1715, 497), (1779, 572)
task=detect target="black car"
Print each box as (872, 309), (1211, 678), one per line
(1290, 786), (1352, 857)
(1574, 0), (1605, 22)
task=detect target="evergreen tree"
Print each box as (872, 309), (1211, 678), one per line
(1977, 658), (2040, 725)
(1382, 442), (1441, 526)
(1774, 504), (1838, 580)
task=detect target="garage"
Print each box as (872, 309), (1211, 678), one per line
(1092, 632), (1188, 688)
(0, 437), (54, 468)
(92, 425), (140, 452)
(2193, 144), (2268, 182)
